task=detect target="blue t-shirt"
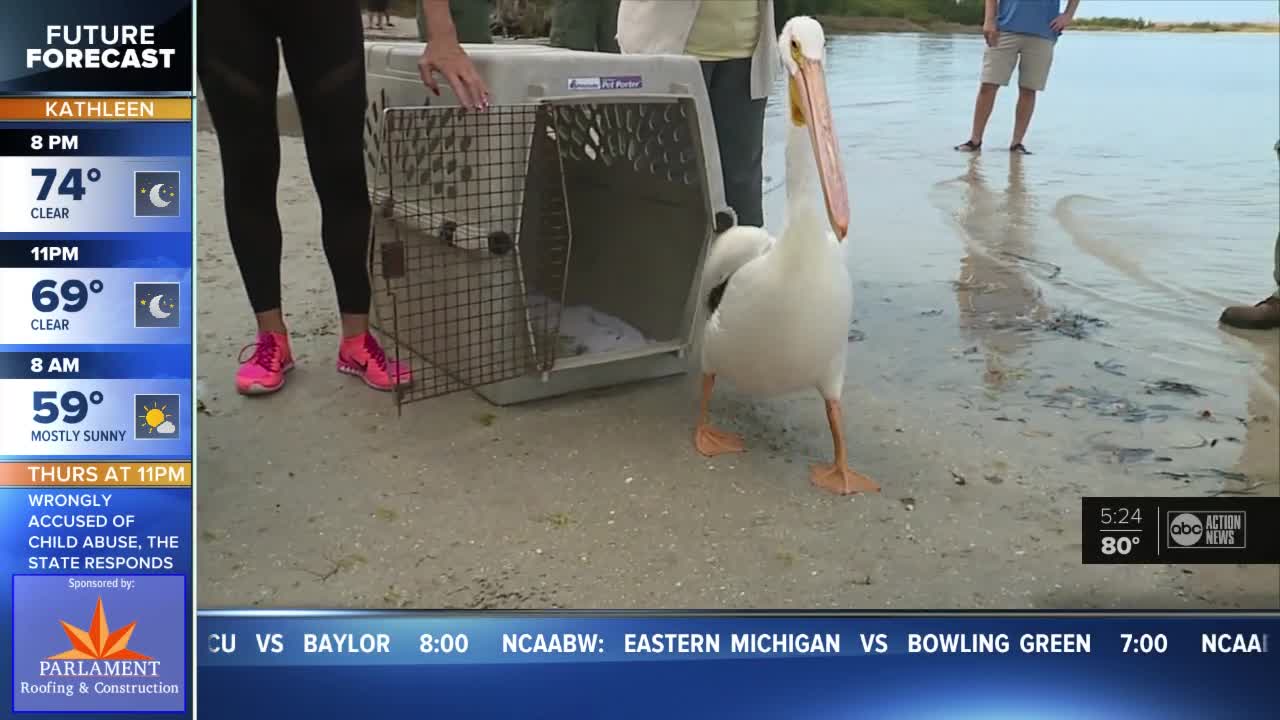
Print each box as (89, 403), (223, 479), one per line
(997, 0), (1063, 41)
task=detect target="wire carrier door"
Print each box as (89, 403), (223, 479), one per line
(369, 103), (569, 407)
(368, 97), (707, 410)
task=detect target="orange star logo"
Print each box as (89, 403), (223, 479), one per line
(48, 597), (152, 661)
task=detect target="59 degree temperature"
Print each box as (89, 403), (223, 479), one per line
(33, 390), (104, 425)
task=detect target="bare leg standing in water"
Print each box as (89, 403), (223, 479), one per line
(955, 0), (1078, 154)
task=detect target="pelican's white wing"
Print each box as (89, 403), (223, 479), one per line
(699, 225), (775, 305)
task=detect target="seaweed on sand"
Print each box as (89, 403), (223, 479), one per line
(978, 308), (1109, 339)
(1079, 431), (1154, 464)
(961, 306), (1109, 341)
(1093, 359), (1126, 376)
(1144, 379), (1212, 397)
(1039, 310), (1108, 339)
(1155, 468), (1271, 496)
(1028, 385), (1169, 423)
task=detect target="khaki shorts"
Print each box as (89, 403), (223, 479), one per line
(981, 32), (1055, 91)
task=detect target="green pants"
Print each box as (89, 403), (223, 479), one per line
(417, 0), (493, 43)
(549, 0), (619, 52)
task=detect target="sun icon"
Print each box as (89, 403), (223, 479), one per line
(138, 401), (173, 435)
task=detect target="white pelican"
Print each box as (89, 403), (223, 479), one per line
(694, 16), (879, 495)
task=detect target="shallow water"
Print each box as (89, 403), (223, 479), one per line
(771, 30), (1278, 316)
(759, 31), (1279, 491)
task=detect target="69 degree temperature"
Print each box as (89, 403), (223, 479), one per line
(33, 390), (104, 425)
(32, 279), (103, 313)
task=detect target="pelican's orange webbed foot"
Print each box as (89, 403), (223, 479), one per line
(694, 425), (745, 457)
(809, 463), (880, 495)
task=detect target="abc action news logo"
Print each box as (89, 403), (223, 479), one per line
(1167, 511), (1246, 549)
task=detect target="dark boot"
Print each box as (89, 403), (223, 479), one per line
(1220, 296), (1280, 330)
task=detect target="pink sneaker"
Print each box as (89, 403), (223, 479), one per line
(236, 331), (294, 395)
(337, 332), (412, 391)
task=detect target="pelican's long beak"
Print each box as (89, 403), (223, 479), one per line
(795, 57), (849, 240)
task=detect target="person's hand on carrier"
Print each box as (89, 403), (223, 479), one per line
(418, 0), (490, 110)
(419, 40), (490, 109)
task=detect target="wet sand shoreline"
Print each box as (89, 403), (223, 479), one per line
(195, 32), (1278, 611)
(195, 134), (1277, 610)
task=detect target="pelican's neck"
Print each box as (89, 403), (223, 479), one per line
(778, 122), (827, 259)
(785, 123), (821, 216)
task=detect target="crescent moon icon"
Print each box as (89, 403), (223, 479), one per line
(149, 184), (171, 208)
(149, 294), (172, 319)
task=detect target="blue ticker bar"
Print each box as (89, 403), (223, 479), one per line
(195, 612), (1278, 719)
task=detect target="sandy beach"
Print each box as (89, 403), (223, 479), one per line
(196, 30), (1278, 611)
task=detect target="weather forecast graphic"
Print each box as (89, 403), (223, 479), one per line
(0, 2), (194, 716)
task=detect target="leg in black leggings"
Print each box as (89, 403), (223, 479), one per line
(197, 2), (284, 314)
(198, 0), (372, 319)
(281, 2), (372, 315)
